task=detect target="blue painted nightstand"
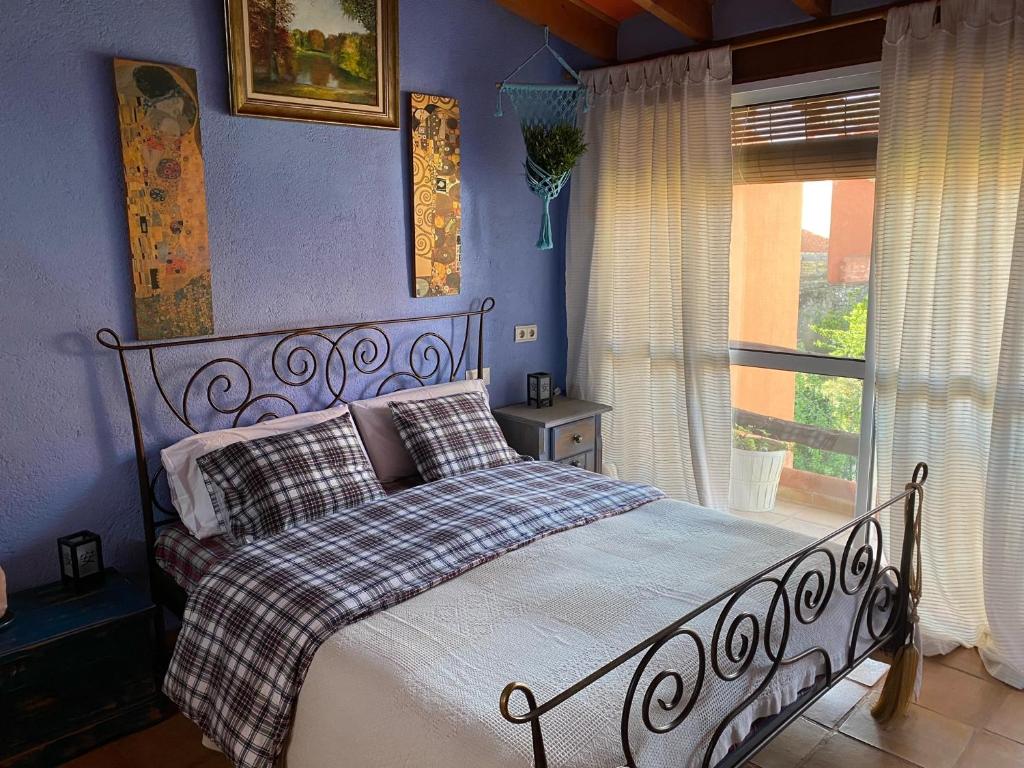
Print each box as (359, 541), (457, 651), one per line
(0, 569), (167, 766)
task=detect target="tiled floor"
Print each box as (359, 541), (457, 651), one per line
(62, 650), (1022, 768)
(748, 650), (1024, 768)
(731, 498), (853, 539)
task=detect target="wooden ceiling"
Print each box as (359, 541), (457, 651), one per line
(495, 0), (834, 61)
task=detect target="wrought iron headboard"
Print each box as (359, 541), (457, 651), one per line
(96, 297), (496, 585)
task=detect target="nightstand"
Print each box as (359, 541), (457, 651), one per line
(493, 397), (612, 472)
(0, 569), (167, 766)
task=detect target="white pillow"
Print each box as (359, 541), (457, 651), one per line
(161, 407), (363, 539)
(349, 379), (488, 483)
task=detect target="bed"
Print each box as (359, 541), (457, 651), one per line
(97, 298), (925, 768)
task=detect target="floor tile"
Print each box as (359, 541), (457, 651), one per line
(107, 715), (230, 768)
(849, 657), (890, 687)
(805, 678), (871, 728)
(985, 687), (1024, 744)
(840, 697), (974, 768)
(916, 658), (1008, 727)
(802, 732), (917, 768)
(954, 730), (1024, 768)
(749, 717), (828, 768)
(936, 646), (990, 680)
(61, 748), (135, 768)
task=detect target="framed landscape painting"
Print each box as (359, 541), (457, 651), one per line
(225, 0), (398, 128)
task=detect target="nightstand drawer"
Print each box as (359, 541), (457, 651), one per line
(492, 398), (610, 474)
(557, 451), (594, 471)
(552, 417), (596, 460)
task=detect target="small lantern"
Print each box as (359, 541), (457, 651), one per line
(527, 372), (553, 408)
(57, 530), (104, 590)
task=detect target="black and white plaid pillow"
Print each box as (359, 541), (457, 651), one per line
(197, 413), (385, 543)
(388, 391), (521, 482)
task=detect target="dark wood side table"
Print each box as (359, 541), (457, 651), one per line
(493, 397), (612, 473)
(0, 569), (167, 767)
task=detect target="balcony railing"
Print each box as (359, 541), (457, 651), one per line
(733, 408), (858, 456)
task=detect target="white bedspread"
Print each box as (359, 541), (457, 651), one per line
(282, 499), (875, 768)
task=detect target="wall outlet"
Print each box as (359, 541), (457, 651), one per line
(514, 324), (538, 343)
(465, 367), (491, 384)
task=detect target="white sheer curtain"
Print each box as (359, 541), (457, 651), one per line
(873, 0), (1024, 687)
(565, 50), (733, 508)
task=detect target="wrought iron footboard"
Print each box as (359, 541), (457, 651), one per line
(499, 463), (927, 768)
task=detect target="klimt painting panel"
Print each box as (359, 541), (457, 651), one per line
(411, 92), (461, 298)
(113, 58), (213, 340)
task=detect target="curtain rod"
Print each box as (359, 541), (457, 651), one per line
(618, 1), (933, 64)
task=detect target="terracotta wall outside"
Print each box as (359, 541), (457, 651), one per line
(729, 182), (803, 421)
(829, 179), (875, 284)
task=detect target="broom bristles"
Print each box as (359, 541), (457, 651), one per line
(870, 643), (920, 724)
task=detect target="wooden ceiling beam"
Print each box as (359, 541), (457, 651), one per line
(566, 0), (619, 27)
(493, 0), (619, 61)
(792, 0), (832, 19)
(631, 0), (713, 42)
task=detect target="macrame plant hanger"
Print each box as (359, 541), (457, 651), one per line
(496, 27), (588, 250)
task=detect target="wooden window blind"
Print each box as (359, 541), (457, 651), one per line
(732, 88), (879, 183)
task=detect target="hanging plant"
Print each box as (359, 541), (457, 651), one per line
(522, 123), (588, 178)
(496, 28), (589, 250)
(519, 122), (588, 248)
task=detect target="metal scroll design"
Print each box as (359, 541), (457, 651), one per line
(96, 298), (493, 437)
(95, 297), (495, 551)
(500, 465), (926, 768)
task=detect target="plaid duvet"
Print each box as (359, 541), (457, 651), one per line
(164, 461), (664, 768)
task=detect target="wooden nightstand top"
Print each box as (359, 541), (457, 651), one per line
(493, 397), (611, 429)
(0, 569), (153, 657)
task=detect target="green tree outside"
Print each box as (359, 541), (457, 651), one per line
(792, 296), (867, 481)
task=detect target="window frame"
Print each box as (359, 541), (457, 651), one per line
(730, 63), (881, 515)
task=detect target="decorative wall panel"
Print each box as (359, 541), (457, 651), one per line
(410, 92), (461, 297)
(114, 58), (213, 340)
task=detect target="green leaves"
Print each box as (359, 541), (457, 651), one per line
(340, 0), (376, 33)
(812, 297), (868, 359)
(522, 123), (588, 177)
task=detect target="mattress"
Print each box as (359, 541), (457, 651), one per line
(279, 498), (885, 768)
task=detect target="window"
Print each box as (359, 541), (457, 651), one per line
(729, 80), (879, 523)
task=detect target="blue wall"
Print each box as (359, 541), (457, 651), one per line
(0, 0), (583, 590)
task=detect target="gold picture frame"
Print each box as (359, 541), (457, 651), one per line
(225, 0), (398, 129)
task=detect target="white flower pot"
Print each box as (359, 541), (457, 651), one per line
(730, 449), (787, 513)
